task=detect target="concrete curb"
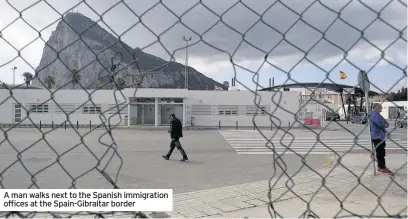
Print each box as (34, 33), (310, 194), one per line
(0, 124), (340, 132)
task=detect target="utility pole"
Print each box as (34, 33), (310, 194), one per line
(182, 36), (192, 90)
(11, 66), (17, 86)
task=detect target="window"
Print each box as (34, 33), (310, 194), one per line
(218, 105), (238, 116)
(218, 110), (238, 115)
(191, 105), (212, 115)
(246, 105), (268, 116)
(14, 104), (22, 122)
(83, 106), (101, 114)
(160, 98), (183, 103)
(130, 98), (155, 103)
(260, 106), (268, 114)
(29, 104), (49, 113)
(55, 104), (76, 114)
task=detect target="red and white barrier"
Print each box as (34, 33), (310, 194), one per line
(297, 103), (327, 128)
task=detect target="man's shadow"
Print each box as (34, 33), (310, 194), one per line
(165, 159), (204, 165)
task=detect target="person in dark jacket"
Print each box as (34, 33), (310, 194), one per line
(162, 113), (188, 161)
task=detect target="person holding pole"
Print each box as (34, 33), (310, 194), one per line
(370, 103), (392, 174)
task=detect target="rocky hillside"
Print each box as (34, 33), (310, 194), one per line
(33, 12), (226, 90)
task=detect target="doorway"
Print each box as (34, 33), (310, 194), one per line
(135, 104), (155, 125)
(161, 104), (183, 125)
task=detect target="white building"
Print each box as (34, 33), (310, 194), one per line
(337, 101), (407, 120)
(374, 101), (407, 120)
(299, 88), (342, 105)
(1, 87), (303, 128)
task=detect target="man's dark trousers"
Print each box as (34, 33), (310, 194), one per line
(165, 137), (188, 159)
(372, 139), (386, 169)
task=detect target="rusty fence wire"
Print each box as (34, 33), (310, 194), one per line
(0, 0), (407, 218)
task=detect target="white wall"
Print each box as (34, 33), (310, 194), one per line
(0, 88), (300, 128)
(336, 101), (408, 119)
(185, 90), (300, 128)
(0, 89), (129, 127)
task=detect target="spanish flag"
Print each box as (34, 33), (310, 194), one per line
(340, 71), (347, 79)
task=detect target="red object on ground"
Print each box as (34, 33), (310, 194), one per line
(312, 119), (320, 126)
(378, 168), (393, 174)
(304, 117), (312, 125)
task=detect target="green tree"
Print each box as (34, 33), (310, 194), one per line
(69, 69), (81, 89)
(44, 75), (56, 89)
(22, 72), (33, 88)
(386, 87), (407, 101)
(93, 79), (102, 89)
(397, 87), (407, 101)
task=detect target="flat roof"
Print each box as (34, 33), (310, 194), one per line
(0, 84), (43, 89)
(259, 82), (379, 96)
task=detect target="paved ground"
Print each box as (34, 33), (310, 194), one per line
(220, 126), (407, 154)
(0, 128), (328, 193)
(0, 126), (405, 218)
(154, 153), (407, 218)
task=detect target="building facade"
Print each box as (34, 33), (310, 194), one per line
(2, 88), (302, 128)
(300, 88), (342, 105)
(374, 101), (407, 120)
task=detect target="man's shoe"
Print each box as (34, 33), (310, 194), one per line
(162, 155), (169, 160)
(180, 157), (188, 162)
(378, 168), (393, 174)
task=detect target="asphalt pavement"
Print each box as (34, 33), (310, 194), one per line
(0, 128), (328, 194)
(0, 126), (405, 218)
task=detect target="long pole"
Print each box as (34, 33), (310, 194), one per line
(272, 77), (275, 90)
(12, 67), (17, 85)
(340, 92), (346, 120)
(182, 36), (192, 90)
(365, 92), (376, 176)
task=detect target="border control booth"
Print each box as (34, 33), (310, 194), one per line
(259, 82), (379, 121)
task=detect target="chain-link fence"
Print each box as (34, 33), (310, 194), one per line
(0, 0), (406, 218)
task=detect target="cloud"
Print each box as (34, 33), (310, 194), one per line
(0, 0), (406, 85)
(187, 57), (233, 75)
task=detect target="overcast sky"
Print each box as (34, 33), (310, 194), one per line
(0, 0), (406, 93)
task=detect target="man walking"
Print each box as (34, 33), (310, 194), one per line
(370, 103), (392, 174)
(162, 113), (188, 161)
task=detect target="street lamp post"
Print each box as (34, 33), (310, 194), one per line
(182, 36), (192, 90)
(12, 67), (17, 86)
